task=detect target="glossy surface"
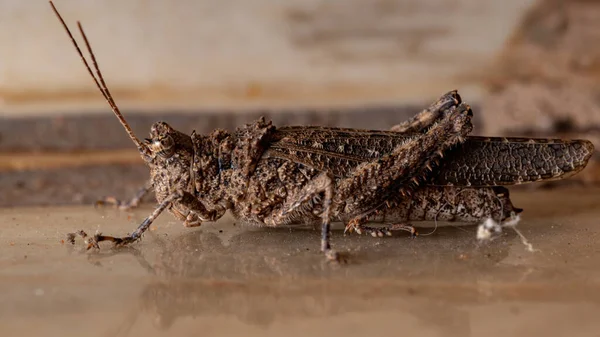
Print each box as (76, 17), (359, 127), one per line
(1, 187), (600, 337)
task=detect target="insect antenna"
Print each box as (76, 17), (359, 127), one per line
(49, 1), (151, 158)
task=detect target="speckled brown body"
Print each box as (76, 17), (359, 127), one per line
(127, 91), (590, 258)
(50, 3), (594, 260)
(88, 91), (592, 258)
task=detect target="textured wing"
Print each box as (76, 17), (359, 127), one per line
(432, 136), (594, 186)
(264, 126), (594, 187)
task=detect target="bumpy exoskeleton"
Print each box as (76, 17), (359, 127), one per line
(50, 2), (594, 261)
(88, 97), (470, 259)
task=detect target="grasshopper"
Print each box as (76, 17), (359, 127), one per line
(50, 2), (594, 260)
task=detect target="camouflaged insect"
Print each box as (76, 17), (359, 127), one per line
(51, 2), (594, 261)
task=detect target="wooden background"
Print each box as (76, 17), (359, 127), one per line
(0, 0), (532, 116)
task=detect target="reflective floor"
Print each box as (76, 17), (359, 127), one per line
(1, 187), (600, 337)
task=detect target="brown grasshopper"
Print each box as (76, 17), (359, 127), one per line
(50, 2), (594, 260)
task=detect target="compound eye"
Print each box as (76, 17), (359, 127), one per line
(160, 136), (174, 149)
(151, 135), (175, 158)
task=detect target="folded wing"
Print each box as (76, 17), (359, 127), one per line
(264, 126), (594, 187)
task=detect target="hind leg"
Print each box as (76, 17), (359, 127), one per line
(390, 90), (461, 134)
(345, 216), (417, 238)
(344, 92), (464, 238)
(335, 102), (473, 219)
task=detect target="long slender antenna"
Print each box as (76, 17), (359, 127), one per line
(49, 1), (150, 157)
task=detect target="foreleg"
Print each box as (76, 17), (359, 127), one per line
(83, 191), (222, 249)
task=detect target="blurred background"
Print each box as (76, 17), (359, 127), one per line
(3, 3), (600, 336)
(1, 0), (598, 206)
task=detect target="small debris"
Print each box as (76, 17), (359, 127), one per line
(66, 230), (88, 245)
(66, 233), (76, 244)
(476, 214), (538, 252)
(476, 218), (504, 241)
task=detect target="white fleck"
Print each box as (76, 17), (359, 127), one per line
(476, 218), (502, 241)
(476, 214), (538, 252)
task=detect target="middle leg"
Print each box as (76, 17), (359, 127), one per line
(266, 172), (338, 260)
